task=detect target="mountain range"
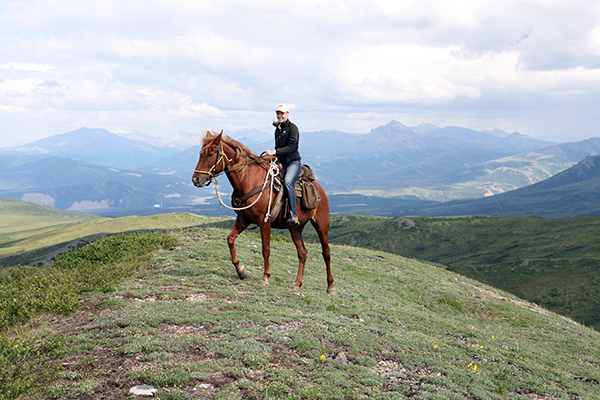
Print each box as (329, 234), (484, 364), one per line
(1, 122), (600, 217)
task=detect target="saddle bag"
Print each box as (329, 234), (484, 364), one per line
(301, 179), (318, 209)
(294, 164), (318, 210)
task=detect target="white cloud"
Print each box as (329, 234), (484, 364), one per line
(1, 0), (600, 146)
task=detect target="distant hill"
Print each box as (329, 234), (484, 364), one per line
(412, 154), (600, 218)
(0, 198), (223, 267)
(328, 136), (600, 201)
(180, 121), (558, 191)
(1, 127), (178, 169)
(0, 154), (202, 211)
(303, 121), (556, 188)
(5, 122), (598, 215)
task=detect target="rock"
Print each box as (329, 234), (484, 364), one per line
(331, 352), (348, 364)
(186, 293), (208, 303)
(129, 384), (157, 396)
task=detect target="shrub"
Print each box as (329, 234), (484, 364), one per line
(0, 232), (179, 399)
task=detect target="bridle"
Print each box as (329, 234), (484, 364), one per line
(194, 140), (280, 221)
(194, 141), (233, 186)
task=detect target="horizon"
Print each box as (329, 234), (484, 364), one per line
(2, 1), (600, 147)
(0, 119), (569, 150)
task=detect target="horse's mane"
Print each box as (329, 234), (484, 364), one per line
(201, 131), (272, 179)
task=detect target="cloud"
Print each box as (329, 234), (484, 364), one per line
(1, 0), (600, 146)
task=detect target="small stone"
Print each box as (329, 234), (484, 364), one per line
(331, 352), (348, 364)
(198, 383), (213, 389)
(186, 293), (208, 303)
(129, 384), (157, 396)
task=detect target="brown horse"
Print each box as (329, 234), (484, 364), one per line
(192, 131), (336, 294)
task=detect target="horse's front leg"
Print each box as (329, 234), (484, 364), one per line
(259, 222), (272, 286)
(228, 216), (248, 279)
(289, 225), (307, 290)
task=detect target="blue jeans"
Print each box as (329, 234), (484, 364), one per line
(282, 160), (301, 218)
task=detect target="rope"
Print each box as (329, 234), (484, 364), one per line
(213, 160), (280, 222)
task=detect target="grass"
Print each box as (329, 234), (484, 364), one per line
(296, 214), (600, 332)
(0, 198), (98, 254)
(4, 226), (599, 399)
(0, 198), (228, 266)
(0, 231), (179, 399)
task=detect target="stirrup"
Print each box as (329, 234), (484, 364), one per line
(286, 216), (300, 226)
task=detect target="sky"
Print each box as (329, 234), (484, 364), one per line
(1, 0), (600, 147)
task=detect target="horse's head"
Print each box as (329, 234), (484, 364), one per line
(192, 130), (228, 188)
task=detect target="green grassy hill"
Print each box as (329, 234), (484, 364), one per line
(0, 198), (99, 256)
(0, 198), (227, 266)
(298, 214), (600, 332)
(5, 227), (600, 399)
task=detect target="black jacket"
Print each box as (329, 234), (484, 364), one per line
(274, 119), (301, 164)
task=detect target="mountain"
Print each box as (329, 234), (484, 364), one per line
(118, 130), (205, 150)
(0, 154), (202, 211)
(156, 131), (202, 150)
(412, 154), (600, 218)
(304, 121), (556, 186)
(6, 223), (600, 399)
(328, 136), (600, 201)
(0, 122), (590, 214)
(228, 128), (273, 144)
(411, 122), (440, 132)
(1, 127), (178, 169)
(299, 212), (600, 330)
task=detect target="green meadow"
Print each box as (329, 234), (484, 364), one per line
(300, 214), (600, 332)
(0, 201), (599, 399)
(0, 198), (227, 267)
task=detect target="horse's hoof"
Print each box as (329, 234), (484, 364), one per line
(237, 267), (248, 280)
(327, 288), (337, 295)
(260, 280), (269, 286)
(292, 285), (301, 291)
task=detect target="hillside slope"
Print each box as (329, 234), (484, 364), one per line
(28, 227), (600, 399)
(0, 199), (228, 266)
(416, 154), (600, 218)
(300, 214), (600, 331)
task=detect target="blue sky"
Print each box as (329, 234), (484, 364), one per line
(1, 0), (600, 147)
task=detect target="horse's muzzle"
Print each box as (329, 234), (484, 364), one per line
(192, 174), (209, 188)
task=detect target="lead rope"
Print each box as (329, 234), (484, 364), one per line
(213, 160), (280, 222)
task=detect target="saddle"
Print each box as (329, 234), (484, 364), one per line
(270, 164), (319, 219)
(232, 163), (319, 228)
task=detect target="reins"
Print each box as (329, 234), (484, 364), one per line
(196, 141), (280, 222)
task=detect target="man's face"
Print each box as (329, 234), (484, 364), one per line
(276, 111), (289, 124)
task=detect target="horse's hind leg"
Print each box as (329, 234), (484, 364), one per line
(310, 218), (336, 295)
(228, 217), (248, 279)
(289, 225), (307, 290)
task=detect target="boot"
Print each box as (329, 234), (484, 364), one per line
(286, 216), (300, 226)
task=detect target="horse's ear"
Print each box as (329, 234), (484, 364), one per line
(214, 130), (223, 144)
